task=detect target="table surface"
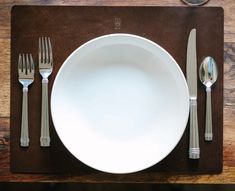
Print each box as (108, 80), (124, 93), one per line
(0, 0), (234, 183)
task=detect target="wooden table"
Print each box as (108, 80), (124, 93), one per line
(0, 0), (234, 183)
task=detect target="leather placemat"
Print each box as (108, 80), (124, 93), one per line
(10, 6), (224, 174)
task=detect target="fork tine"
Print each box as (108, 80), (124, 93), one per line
(26, 54), (30, 74)
(22, 54), (26, 73)
(48, 37), (53, 65)
(45, 37), (49, 64)
(39, 38), (42, 64)
(18, 54), (22, 73)
(30, 54), (35, 74)
(39, 37), (45, 64)
(42, 37), (45, 64)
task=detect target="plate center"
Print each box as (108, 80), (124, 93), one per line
(68, 63), (163, 140)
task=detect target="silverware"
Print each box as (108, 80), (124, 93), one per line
(181, 0), (209, 6)
(39, 37), (53, 147)
(18, 54), (35, 147)
(199, 57), (218, 141)
(186, 29), (200, 159)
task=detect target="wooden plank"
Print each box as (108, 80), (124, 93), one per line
(0, 6), (10, 39)
(223, 43), (235, 169)
(0, 39), (10, 117)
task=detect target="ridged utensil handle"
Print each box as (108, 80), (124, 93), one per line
(205, 87), (212, 141)
(40, 79), (50, 147)
(189, 98), (200, 159)
(20, 87), (29, 147)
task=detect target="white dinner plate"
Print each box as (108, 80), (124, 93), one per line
(51, 34), (189, 174)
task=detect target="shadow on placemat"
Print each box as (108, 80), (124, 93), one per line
(0, 183), (235, 191)
(1, 183), (235, 191)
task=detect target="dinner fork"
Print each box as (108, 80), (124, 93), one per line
(18, 54), (35, 147)
(39, 37), (53, 147)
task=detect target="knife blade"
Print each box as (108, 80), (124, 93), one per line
(186, 28), (200, 159)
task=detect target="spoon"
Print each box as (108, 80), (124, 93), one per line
(181, 0), (209, 6)
(199, 56), (218, 141)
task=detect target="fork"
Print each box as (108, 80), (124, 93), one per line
(18, 54), (35, 147)
(39, 37), (53, 147)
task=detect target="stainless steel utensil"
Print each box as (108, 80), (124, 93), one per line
(18, 53), (35, 147)
(39, 37), (53, 147)
(199, 56), (218, 141)
(186, 29), (200, 159)
(181, 0), (209, 6)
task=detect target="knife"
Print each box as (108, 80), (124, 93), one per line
(186, 28), (200, 159)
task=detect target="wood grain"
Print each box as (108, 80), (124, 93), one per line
(0, 39), (10, 117)
(0, 0), (235, 183)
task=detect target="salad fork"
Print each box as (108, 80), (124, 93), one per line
(18, 54), (35, 147)
(39, 37), (53, 147)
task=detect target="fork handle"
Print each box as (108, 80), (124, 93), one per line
(20, 87), (29, 147)
(189, 98), (200, 159)
(40, 79), (50, 147)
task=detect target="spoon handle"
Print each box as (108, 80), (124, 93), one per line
(205, 87), (213, 141)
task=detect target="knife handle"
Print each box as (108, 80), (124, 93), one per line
(189, 98), (200, 159)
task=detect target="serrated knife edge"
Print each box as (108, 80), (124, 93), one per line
(186, 28), (197, 99)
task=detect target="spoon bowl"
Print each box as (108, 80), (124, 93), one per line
(199, 57), (218, 88)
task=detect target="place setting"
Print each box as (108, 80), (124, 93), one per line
(10, 5), (223, 174)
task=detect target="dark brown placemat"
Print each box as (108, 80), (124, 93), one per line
(10, 6), (224, 174)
